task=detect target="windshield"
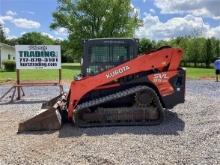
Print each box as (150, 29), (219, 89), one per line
(86, 44), (133, 75)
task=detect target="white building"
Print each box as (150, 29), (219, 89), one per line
(0, 42), (15, 69)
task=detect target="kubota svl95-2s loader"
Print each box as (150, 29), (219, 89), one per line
(18, 38), (185, 132)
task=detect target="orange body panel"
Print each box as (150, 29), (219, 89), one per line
(147, 71), (178, 96)
(67, 48), (183, 119)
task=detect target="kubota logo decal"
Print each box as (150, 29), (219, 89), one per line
(153, 73), (168, 82)
(106, 66), (130, 79)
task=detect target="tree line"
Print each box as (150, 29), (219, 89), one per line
(1, 27), (219, 69)
(0, 0), (219, 68)
(138, 37), (220, 68)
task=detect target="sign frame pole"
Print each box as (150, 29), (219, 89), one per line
(16, 69), (21, 100)
(59, 69), (61, 84)
(58, 69), (63, 93)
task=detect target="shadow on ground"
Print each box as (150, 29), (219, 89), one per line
(17, 111), (185, 137)
(0, 100), (47, 105)
(57, 111), (185, 137)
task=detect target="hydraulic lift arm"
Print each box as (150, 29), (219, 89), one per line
(67, 48), (183, 119)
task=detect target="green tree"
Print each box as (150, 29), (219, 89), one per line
(50, 0), (141, 59)
(137, 36), (220, 68)
(215, 40), (220, 58)
(7, 38), (18, 46)
(171, 37), (190, 66)
(156, 40), (169, 48)
(138, 38), (155, 53)
(203, 38), (213, 68)
(195, 37), (205, 67)
(212, 39), (220, 59)
(0, 24), (6, 43)
(17, 32), (55, 45)
(188, 38), (200, 67)
(60, 39), (76, 62)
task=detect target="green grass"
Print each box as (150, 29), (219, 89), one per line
(0, 64), (216, 83)
(185, 67), (215, 79)
(0, 63), (80, 82)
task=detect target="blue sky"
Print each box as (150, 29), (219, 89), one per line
(0, 0), (220, 40)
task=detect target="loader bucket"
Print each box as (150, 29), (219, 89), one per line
(17, 94), (66, 133)
(18, 107), (62, 133)
(41, 94), (62, 109)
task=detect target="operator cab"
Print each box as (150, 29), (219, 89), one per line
(81, 38), (138, 76)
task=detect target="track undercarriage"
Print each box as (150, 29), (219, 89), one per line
(73, 86), (165, 127)
(17, 86), (165, 132)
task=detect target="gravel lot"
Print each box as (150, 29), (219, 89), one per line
(0, 80), (219, 165)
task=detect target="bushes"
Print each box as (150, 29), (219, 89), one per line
(3, 60), (16, 71)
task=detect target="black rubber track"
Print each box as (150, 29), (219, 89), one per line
(73, 86), (165, 127)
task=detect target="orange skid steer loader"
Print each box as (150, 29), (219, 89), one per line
(18, 38), (185, 132)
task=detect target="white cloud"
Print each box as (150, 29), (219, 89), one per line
(0, 15), (13, 24)
(143, 0), (147, 3)
(0, 19), (3, 25)
(142, 13), (160, 28)
(155, 0), (220, 19)
(6, 10), (17, 16)
(130, 3), (141, 18)
(41, 32), (55, 40)
(7, 35), (17, 39)
(135, 13), (220, 40)
(149, 9), (155, 14)
(42, 32), (66, 40)
(20, 31), (27, 36)
(207, 26), (220, 39)
(3, 27), (10, 35)
(54, 27), (68, 36)
(0, 15), (40, 30)
(2, 26), (17, 39)
(12, 18), (40, 29)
